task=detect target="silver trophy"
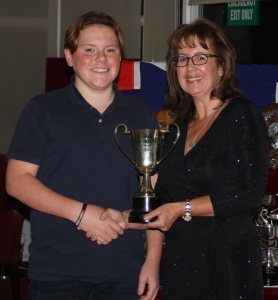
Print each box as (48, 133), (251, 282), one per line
(258, 224), (278, 285)
(115, 123), (180, 223)
(271, 134), (278, 150)
(256, 194), (277, 226)
(270, 134), (278, 169)
(270, 214), (278, 225)
(262, 105), (278, 170)
(256, 193), (278, 285)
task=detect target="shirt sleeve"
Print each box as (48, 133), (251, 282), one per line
(210, 100), (270, 217)
(6, 98), (50, 166)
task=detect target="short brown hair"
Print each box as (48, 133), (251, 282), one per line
(166, 18), (242, 122)
(64, 11), (125, 54)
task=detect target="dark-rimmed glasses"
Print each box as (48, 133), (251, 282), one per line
(172, 54), (222, 67)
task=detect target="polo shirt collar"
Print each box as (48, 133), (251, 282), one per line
(67, 76), (129, 110)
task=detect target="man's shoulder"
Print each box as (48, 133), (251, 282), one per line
(31, 86), (68, 104)
(25, 87), (72, 116)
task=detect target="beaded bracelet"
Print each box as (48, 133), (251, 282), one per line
(75, 202), (88, 226)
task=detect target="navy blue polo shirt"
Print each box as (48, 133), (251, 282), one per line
(7, 79), (158, 284)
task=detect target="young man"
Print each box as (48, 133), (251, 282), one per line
(6, 11), (163, 300)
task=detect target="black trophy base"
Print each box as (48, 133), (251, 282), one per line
(128, 196), (161, 223)
(262, 265), (278, 286)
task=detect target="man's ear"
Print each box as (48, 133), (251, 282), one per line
(64, 48), (73, 67)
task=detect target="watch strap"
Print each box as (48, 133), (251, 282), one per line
(182, 199), (192, 221)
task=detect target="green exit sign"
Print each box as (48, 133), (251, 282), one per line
(227, 1), (260, 26)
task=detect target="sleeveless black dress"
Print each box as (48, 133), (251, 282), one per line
(155, 98), (270, 300)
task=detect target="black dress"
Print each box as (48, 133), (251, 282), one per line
(155, 98), (270, 300)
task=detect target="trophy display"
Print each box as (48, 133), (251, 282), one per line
(258, 224), (278, 285)
(270, 214), (278, 225)
(156, 109), (177, 129)
(256, 193), (278, 285)
(256, 194), (277, 226)
(115, 123), (180, 223)
(261, 103), (278, 170)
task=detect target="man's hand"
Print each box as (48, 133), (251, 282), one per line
(78, 204), (124, 245)
(99, 208), (129, 229)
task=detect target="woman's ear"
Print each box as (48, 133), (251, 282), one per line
(218, 65), (224, 77)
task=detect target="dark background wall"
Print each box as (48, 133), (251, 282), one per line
(203, 0), (278, 64)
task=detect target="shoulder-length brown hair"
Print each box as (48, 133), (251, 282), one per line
(166, 18), (242, 122)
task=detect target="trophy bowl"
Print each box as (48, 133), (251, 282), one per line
(115, 123), (180, 223)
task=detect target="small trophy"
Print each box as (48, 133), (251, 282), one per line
(261, 104), (278, 170)
(256, 194), (277, 226)
(270, 134), (278, 169)
(258, 224), (278, 286)
(115, 123), (180, 223)
(256, 193), (278, 285)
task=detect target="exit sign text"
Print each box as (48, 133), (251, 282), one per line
(227, 1), (260, 26)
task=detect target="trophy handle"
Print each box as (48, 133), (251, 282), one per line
(157, 122), (180, 165)
(260, 208), (272, 225)
(114, 123), (135, 165)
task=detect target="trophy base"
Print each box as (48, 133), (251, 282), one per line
(128, 196), (161, 223)
(262, 265), (278, 286)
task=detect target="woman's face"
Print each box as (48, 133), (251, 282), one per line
(64, 25), (121, 94)
(176, 36), (223, 101)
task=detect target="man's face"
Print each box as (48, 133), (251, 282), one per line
(64, 25), (121, 94)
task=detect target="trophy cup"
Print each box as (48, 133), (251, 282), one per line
(270, 214), (278, 225)
(258, 224), (278, 285)
(261, 103), (278, 170)
(115, 123), (180, 223)
(256, 193), (278, 285)
(270, 134), (278, 169)
(256, 194), (277, 226)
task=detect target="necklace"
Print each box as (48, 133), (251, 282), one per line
(188, 110), (217, 148)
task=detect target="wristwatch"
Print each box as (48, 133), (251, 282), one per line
(182, 199), (192, 221)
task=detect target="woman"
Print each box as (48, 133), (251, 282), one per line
(143, 18), (270, 299)
(97, 18), (270, 299)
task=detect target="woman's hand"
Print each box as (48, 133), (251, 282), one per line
(144, 202), (184, 231)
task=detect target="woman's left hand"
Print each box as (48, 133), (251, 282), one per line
(144, 202), (184, 231)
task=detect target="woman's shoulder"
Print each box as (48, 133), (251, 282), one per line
(228, 96), (261, 110)
(223, 97), (263, 118)
(221, 97), (267, 132)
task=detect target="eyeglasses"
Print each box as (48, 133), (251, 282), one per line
(172, 54), (222, 67)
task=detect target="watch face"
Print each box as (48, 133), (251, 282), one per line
(262, 104), (278, 170)
(182, 215), (192, 222)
